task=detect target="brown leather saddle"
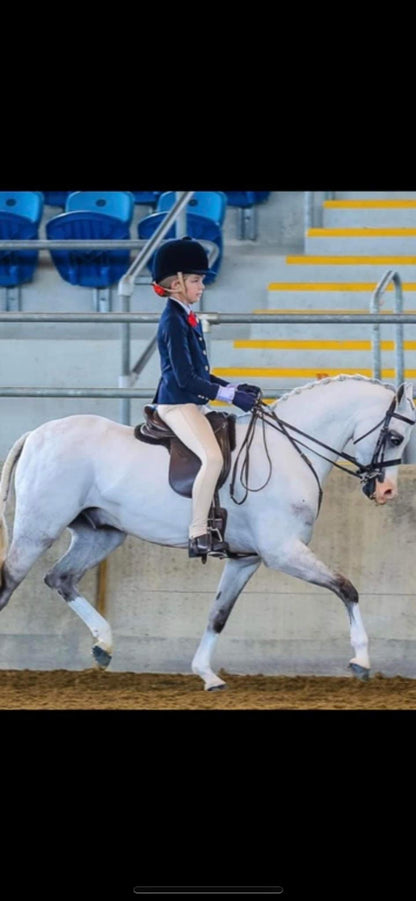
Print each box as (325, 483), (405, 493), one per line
(134, 405), (236, 498)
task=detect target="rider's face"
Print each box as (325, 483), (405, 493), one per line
(172, 273), (205, 305)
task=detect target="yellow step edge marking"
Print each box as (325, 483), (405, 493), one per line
(233, 340), (416, 351)
(323, 200), (416, 209)
(287, 256), (416, 264)
(267, 282), (416, 291)
(307, 228), (416, 237)
(212, 398), (275, 406)
(213, 367), (416, 378)
(253, 308), (416, 314)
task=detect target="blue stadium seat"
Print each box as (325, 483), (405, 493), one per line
(65, 190), (134, 223)
(224, 191), (271, 207)
(46, 193), (134, 292)
(223, 192), (271, 239)
(253, 191), (271, 203)
(157, 191), (227, 226)
(138, 211), (223, 284)
(46, 211), (132, 287)
(0, 191), (44, 288)
(0, 191), (43, 223)
(224, 191), (256, 208)
(44, 192), (71, 207)
(132, 191), (161, 206)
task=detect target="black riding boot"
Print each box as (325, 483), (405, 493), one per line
(188, 532), (229, 559)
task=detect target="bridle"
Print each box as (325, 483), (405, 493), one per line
(351, 395), (414, 496)
(230, 392), (415, 510)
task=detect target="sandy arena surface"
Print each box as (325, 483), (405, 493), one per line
(1, 668), (416, 709)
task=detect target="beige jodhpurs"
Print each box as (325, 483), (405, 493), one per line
(157, 403), (223, 539)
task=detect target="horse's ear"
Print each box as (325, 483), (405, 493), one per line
(397, 381), (415, 410)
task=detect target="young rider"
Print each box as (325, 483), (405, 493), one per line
(151, 236), (261, 558)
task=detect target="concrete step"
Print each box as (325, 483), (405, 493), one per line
(245, 318), (413, 341)
(211, 362), (416, 388)
(226, 338), (416, 378)
(305, 228), (416, 255)
(284, 256), (416, 281)
(266, 281), (416, 308)
(333, 191), (416, 200)
(323, 200), (416, 228)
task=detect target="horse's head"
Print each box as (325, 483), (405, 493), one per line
(352, 382), (416, 504)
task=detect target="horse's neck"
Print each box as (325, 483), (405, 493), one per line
(273, 380), (391, 467)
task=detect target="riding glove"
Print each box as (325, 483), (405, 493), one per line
(233, 389), (259, 412)
(237, 383), (262, 398)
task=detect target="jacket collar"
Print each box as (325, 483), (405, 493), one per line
(167, 298), (201, 332)
(167, 297), (189, 318)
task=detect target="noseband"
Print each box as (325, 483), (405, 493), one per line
(352, 396), (414, 496)
(230, 393), (414, 507)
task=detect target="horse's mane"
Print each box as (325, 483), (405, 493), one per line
(269, 374), (396, 409)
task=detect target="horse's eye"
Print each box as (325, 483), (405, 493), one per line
(389, 431), (403, 446)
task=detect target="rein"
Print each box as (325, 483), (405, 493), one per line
(229, 394), (414, 508)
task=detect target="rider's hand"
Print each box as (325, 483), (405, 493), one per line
(237, 383), (262, 399)
(233, 389), (259, 412)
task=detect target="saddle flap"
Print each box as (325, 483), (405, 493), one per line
(134, 408), (237, 498)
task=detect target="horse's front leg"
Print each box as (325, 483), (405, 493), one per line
(192, 555), (261, 691)
(263, 540), (370, 680)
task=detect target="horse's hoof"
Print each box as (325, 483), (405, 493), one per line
(92, 645), (112, 669)
(349, 662), (370, 681)
(206, 682), (227, 691)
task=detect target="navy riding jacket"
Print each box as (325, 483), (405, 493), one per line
(153, 298), (228, 405)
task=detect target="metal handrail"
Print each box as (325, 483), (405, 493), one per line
(0, 239), (219, 260)
(1, 312), (415, 324)
(371, 269), (405, 386)
(304, 191), (335, 234)
(304, 192), (313, 231)
(1, 309), (414, 412)
(0, 240), (147, 249)
(0, 386), (290, 399)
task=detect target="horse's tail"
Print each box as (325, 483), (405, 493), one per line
(0, 431), (31, 566)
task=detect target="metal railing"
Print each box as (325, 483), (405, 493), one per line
(304, 191), (335, 231)
(0, 269), (413, 417)
(0, 190), (217, 422)
(371, 269), (405, 386)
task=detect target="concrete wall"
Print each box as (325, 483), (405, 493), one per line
(1, 464), (416, 676)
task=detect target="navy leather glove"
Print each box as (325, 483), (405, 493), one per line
(237, 383), (262, 398)
(233, 389), (259, 412)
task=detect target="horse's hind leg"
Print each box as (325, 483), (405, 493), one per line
(44, 514), (126, 669)
(263, 540), (370, 679)
(0, 534), (56, 612)
(192, 554), (261, 690)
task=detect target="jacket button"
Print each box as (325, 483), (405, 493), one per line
(205, 365), (209, 371)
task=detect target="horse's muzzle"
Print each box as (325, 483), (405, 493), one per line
(362, 476), (397, 503)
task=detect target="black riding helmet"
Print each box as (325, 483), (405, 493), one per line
(152, 236), (215, 284)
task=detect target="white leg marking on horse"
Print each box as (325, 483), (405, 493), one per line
(192, 556), (261, 690)
(192, 630), (225, 690)
(262, 540), (370, 673)
(348, 603), (370, 670)
(67, 595), (113, 656)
